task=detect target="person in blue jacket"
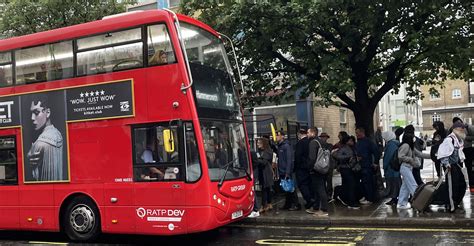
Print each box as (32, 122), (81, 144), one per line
(382, 131), (401, 205)
(276, 130), (300, 211)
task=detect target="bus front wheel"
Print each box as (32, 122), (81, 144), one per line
(62, 196), (101, 241)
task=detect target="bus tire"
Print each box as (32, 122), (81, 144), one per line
(62, 196), (101, 241)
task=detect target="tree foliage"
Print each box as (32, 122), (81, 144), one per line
(0, 0), (136, 38)
(181, 0), (472, 134)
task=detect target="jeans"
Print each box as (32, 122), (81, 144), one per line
(280, 175), (299, 208)
(398, 164), (418, 206)
(361, 168), (376, 202)
(412, 167), (423, 185)
(311, 172), (328, 211)
(386, 176), (402, 200)
(295, 168), (314, 205)
(326, 166), (334, 199)
(262, 187), (272, 207)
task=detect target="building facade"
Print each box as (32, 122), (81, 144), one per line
(378, 84), (423, 133)
(421, 79), (474, 135)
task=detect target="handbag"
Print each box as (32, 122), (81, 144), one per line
(349, 157), (361, 172)
(280, 178), (295, 193)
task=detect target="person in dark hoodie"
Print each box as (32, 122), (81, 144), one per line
(276, 130), (300, 211)
(294, 129), (314, 209)
(355, 126), (381, 204)
(431, 121), (447, 178)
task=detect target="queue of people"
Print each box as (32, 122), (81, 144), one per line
(249, 117), (473, 218)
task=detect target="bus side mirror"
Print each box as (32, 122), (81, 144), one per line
(163, 129), (175, 153)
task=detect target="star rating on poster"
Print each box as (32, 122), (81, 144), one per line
(80, 90), (106, 98)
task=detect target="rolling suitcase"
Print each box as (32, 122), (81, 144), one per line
(411, 170), (448, 212)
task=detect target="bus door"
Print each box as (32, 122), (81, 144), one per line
(132, 123), (186, 234)
(0, 132), (20, 229)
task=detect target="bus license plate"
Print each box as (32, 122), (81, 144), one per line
(231, 210), (243, 219)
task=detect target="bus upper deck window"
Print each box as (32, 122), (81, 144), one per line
(147, 24), (176, 66)
(15, 41), (73, 84)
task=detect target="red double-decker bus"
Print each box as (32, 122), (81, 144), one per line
(0, 9), (253, 241)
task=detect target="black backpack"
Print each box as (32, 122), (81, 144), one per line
(390, 143), (402, 171)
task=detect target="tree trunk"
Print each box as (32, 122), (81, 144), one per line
(352, 106), (376, 139)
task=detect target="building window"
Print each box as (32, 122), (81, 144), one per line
(432, 114), (441, 124)
(452, 89), (462, 99)
(339, 109), (347, 123)
(430, 93), (440, 100)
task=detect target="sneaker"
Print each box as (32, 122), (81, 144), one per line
(337, 196), (348, 206)
(396, 203), (412, 209)
(248, 211), (260, 218)
(305, 208), (319, 214)
(359, 197), (367, 203)
(360, 200), (373, 205)
(348, 205), (361, 209)
(313, 211), (329, 217)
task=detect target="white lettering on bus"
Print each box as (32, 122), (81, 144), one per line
(100, 95), (116, 101)
(196, 90), (219, 102)
(0, 101), (14, 122)
(230, 184), (246, 192)
(136, 207), (185, 220)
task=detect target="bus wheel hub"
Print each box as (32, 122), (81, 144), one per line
(70, 206), (94, 233)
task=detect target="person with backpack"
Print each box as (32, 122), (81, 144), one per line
(306, 127), (329, 216)
(397, 133), (430, 209)
(382, 131), (401, 206)
(436, 121), (468, 211)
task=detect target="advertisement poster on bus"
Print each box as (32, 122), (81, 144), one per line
(16, 79), (134, 183)
(21, 90), (68, 183)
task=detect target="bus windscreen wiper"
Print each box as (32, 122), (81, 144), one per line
(218, 159), (238, 187)
(232, 165), (251, 181)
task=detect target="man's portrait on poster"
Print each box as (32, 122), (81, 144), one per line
(22, 92), (68, 182)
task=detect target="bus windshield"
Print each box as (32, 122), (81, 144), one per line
(181, 23), (240, 119)
(200, 120), (249, 181)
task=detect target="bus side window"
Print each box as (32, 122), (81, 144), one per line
(76, 28), (143, 76)
(0, 52), (13, 87)
(132, 124), (182, 182)
(0, 137), (18, 185)
(147, 24), (176, 66)
(15, 41), (73, 84)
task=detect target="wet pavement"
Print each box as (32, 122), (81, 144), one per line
(243, 156), (474, 228)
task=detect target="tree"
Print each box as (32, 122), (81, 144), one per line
(0, 0), (136, 38)
(181, 0), (472, 136)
